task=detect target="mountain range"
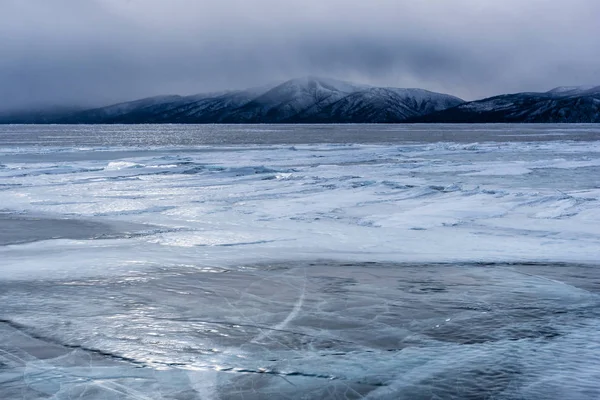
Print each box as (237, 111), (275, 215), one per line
(413, 85), (600, 123)
(1, 78), (599, 123)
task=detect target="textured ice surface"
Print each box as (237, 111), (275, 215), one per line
(1, 262), (600, 399)
(1, 124), (600, 398)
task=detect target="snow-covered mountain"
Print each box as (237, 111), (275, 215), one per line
(0, 77), (464, 124)
(60, 90), (260, 124)
(295, 87), (464, 123)
(416, 86), (600, 123)
(4, 80), (600, 124)
(221, 77), (371, 123)
(63, 95), (187, 123)
(546, 86), (598, 96)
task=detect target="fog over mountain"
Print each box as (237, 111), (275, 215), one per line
(2, 0), (600, 112)
(0, 77), (465, 123)
(4, 78), (600, 124)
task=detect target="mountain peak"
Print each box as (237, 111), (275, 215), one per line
(0, 77), (465, 124)
(547, 86), (597, 95)
(416, 85), (600, 123)
(275, 76), (370, 94)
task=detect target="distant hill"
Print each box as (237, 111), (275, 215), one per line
(4, 80), (599, 124)
(0, 77), (464, 124)
(413, 86), (600, 123)
(0, 106), (85, 124)
(294, 87), (465, 123)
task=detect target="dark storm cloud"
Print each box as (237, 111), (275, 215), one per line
(1, 0), (600, 110)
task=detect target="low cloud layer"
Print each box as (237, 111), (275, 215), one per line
(2, 0), (600, 110)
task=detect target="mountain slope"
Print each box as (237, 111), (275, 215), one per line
(62, 95), (187, 123)
(294, 87), (464, 123)
(1, 77), (465, 124)
(220, 77), (370, 123)
(415, 86), (600, 123)
(58, 83), (277, 124)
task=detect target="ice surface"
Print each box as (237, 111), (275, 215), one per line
(1, 262), (599, 399)
(1, 124), (600, 398)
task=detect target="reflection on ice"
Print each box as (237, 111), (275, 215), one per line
(1, 262), (600, 399)
(1, 125), (600, 398)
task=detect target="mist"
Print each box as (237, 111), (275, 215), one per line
(1, 0), (599, 111)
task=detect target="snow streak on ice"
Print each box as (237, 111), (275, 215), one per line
(0, 124), (599, 399)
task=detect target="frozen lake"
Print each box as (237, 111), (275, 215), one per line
(1, 124), (600, 399)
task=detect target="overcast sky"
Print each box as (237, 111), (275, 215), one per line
(2, 0), (600, 111)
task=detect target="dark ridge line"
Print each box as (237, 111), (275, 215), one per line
(250, 260), (600, 270)
(231, 367), (337, 381)
(0, 318), (349, 383)
(0, 318), (146, 367)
